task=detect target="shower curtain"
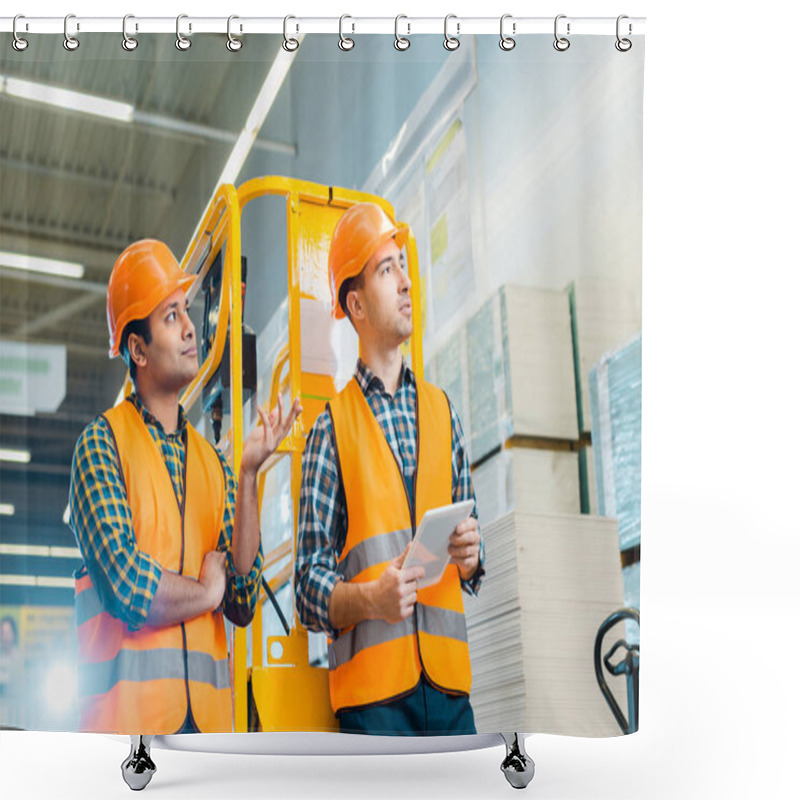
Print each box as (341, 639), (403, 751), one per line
(0, 20), (644, 741)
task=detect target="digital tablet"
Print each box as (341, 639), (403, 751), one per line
(401, 499), (475, 588)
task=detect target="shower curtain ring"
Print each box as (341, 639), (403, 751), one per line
(339, 15), (355, 50)
(176, 14), (191, 50)
(553, 14), (570, 51)
(12, 15), (29, 51)
(283, 15), (300, 52)
(63, 13), (80, 51)
(444, 14), (460, 51)
(122, 15), (138, 51)
(615, 15), (633, 51)
(227, 15), (242, 51)
(499, 14), (516, 51)
(394, 15), (410, 51)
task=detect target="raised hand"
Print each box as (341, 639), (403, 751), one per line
(240, 395), (303, 477)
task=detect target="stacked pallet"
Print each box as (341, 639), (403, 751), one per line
(464, 511), (628, 736)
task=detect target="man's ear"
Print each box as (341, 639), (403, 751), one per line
(127, 333), (147, 370)
(346, 288), (364, 322)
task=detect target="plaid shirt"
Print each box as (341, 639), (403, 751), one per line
(295, 359), (484, 638)
(69, 394), (263, 631)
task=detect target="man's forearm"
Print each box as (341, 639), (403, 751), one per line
(232, 468), (260, 576)
(328, 579), (375, 630)
(146, 570), (215, 627)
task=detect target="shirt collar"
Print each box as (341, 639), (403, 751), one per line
(127, 393), (187, 437)
(355, 357), (415, 397)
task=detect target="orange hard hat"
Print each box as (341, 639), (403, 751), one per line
(328, 202), (409, 320)
(106, 239), (196, 358)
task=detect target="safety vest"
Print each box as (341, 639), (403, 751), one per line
(75, 400), (232, 734)
(326, 377), (472, 714)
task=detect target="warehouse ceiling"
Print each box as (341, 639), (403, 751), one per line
(0, 34), (293, 600)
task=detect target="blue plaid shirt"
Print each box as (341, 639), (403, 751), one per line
(69, 394), (263, 631)
(295, 359), (484, 638)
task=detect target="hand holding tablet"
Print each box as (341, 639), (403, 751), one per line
(401, 499), (475, 588)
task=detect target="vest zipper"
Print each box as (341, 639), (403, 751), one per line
(409, 392), (429, 687)
(178, 433), (191, 722)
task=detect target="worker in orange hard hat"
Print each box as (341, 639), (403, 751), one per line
(68, 239), (301, 787)
(295, 202), (485, 736)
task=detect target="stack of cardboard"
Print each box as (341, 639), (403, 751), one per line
(464, 511), (628, 736)
(568, 276), (641, 435)
(471, 448), (580, 525)
(467, 285), (578, 464)
(589, 333), (642, 552)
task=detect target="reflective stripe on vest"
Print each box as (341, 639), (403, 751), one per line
(75, 400), (230, 734)
(338, 527), (412, 582)
(329, 604), (468, 670)
(79, 648), (230, 698)
(326, 377), (472, 714)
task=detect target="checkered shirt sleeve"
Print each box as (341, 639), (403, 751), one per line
(294, 410), (344, 638)
(448, 400), (485, 596)
(216, 453), (264, 626)
(69, 417), (162, 631)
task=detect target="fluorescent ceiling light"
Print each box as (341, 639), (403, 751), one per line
(0, 448), (31, 464)
(1, 75), (134, 122)
(0, 544), (81, 559)
(0, 251), (84, 280)
(0, 504), (14, 516)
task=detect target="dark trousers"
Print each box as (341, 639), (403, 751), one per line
(338, 675), (476, 736)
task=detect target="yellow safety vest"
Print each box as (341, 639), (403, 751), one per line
(75, 400), (232, 733)
(326, 377), (472, 714)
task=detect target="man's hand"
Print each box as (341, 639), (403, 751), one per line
(240, 396), (303, 478)
(198, 550), (227, 612)
(369, 545), (425, 625)
(448, 516), (480, 582)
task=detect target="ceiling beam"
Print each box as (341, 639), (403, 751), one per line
(0, 216), (133, 252)
(1, 89), (296, 156)
(13, 291), (103, 337)
(134, 111), (296, 157)
(0, 155), (175, 201)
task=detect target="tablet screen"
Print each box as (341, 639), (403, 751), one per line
(401, 499), (475, 588)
